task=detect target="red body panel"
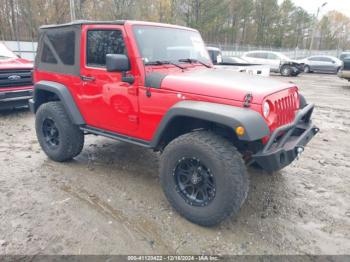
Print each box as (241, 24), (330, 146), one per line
(34, 21), (299, 142)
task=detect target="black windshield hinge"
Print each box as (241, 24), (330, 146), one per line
(243, 93), (253, 107)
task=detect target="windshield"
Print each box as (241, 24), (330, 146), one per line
(0, 43), (17, 59)
(133, 26), (210, 64)
(278, 53), (291, 61)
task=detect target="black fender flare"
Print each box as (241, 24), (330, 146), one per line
(33, 80), (85, 125)
(150, 100), (270, 147)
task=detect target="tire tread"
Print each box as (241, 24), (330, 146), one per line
(160, 130), (249, 226)
(35, 101), (84, 162)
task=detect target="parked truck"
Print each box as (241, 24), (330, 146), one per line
(30, 20), (318, 226)
(0, 42), (33, 110)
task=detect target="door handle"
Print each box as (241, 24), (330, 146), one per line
(80, 75), (95, 82)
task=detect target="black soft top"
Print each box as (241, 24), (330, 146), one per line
(40, 20), (125, 29)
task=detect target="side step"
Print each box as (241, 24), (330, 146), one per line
(80, 125), (152, 148)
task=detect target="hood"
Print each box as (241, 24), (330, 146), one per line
(159, 68), (295, 104)
(290, 59), (303, 64)
(0, 57), (33, 70)
(282, 58), (303, 65)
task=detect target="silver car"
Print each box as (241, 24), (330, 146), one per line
(300, 55), (343, 74)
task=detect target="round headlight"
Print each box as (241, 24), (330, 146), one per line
(263, 101), (270, 118)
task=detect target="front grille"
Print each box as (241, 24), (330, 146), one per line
(274, 92), (298, 126)
(0, 69), (33, 88)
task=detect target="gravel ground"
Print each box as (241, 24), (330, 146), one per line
(0, 73), (349, 255)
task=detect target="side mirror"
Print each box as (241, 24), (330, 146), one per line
(106, 54), (130, 72)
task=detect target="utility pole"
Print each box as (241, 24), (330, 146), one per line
(70, 0), (76, 21)
(309, 2), (327, 53)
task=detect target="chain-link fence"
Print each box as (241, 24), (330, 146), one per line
(2, 40), (37, 61)
(3, 40), (345, 62)
(207, 43), (342, 59)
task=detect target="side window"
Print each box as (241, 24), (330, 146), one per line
(267, 53), (278, 60)
(86, 30), (126, 67)
(309, 57), (322, 61)
(246, 53), (258, 58)
(321, 57), (332, 62)
(257, 52), (268, 59)
(41, 43), (57, 64)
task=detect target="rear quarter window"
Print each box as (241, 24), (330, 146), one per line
(44, 30), (76, 65)
(41, 43), (57, 64)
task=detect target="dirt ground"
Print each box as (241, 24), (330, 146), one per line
(0, 73), (350, 255)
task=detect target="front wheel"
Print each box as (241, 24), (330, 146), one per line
(160, 131), (249, 226)
(304, 65), (311, 73)
(281, 65), (292, 76)
(35, 101), (84, 162)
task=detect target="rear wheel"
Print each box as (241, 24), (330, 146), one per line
(160, 131), (249, 226)
(35, 101), (84, 162)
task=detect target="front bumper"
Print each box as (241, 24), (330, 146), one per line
(0, 89), (33, 110)
(291, 63), (304, 75)
(252, 103), (319, 173)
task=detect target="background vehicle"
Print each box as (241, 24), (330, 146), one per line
(242, 50), (304, 77)
(207, 47), (270, 77)
(339, 52), (350, 61)
(0, 42), (33, 110)
(221, 56), (251, 64)
(299, 55), (343, 74)
(338, 58), (350, 81)
(30, 20), (318, 226)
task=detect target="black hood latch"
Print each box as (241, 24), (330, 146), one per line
(243, 93), (253, 107)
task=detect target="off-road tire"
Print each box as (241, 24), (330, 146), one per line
(35, 101), (84, 162)
(160, 131), (249, 226)
(281, 65), (292, 76)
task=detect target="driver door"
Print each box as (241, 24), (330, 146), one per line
(79, 25), (139, 133)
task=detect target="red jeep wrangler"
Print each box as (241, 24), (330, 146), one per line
(0, 42), (33, 110)
(30, 21), (318, 226)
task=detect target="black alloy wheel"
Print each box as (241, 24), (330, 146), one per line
(174, 157), (215, 207)
(42, 118), (60, 149)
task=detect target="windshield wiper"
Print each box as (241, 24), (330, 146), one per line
(178, 58), (211, 68)
(145, 60), (185, 70)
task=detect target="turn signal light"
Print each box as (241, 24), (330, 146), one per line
(235, 126), (245, 136)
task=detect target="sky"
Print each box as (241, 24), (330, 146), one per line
(284, 0), (350, 17)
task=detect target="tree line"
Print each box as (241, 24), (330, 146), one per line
(0, 0), (349, 50)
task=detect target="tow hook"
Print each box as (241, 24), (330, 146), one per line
(296, 146), (304, 160)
